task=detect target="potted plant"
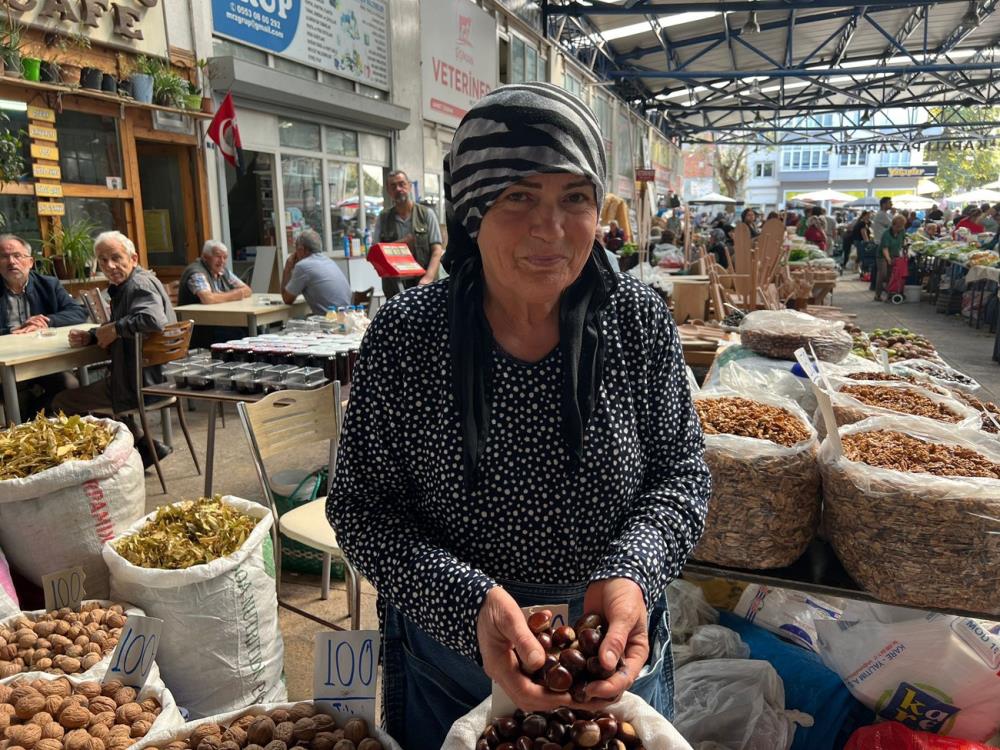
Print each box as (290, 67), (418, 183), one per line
(0, 112), (25, 187)
(44, 218), (99, 281)
(183, 79), (201, 110)
(196, 58), (213, 112)
(129, 55), (158, 103)
(0, 16), (23, 78)
(21, 54), (40, 81)
(152, 66), (188, 108)
(79, 65), (102, 90)
(41, 30), (89, 85)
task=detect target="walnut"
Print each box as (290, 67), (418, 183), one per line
(196, 738), (220, 750)
(331, 741), (355, 750)
(245, 718), (274, 747)
(220, 727), (245, 747)
(265, 711), (290, 725)
(271, 724), (293, 746)
(0, 664), (20, 679)
(37, 682), (69, 700)
(63, 729), (93, 750)
(138, 701), (158, 716)
(103, 737), (132, 750)
(312, 716), (335, 733)
(5, 725), (42, 749)
(288, 704), (316, 722)
(51, 658), (80, 675)
(87, 725), (109, 743)
(129, 721), (150, 739)
(291, 720), (316, 743)
(218, 742), (240, 750)
(341, 720), (368, 747)
(87, 714), (114, 732)
(27, 714), (53, 728)
(112, 706), (140, 727)
(40, 724), (63, 741)
(311, 734), (338, 750)
(109, 691), (134, 710)
(262, 741), (286, 750)
(89, 738), (104, 750)
(14, 694), (46, 721)
(84, 701), (112, 719)
(57, 706), (90, 731)
(34, 739), (63, 750)
(97, 685), (120, 702)
(356, 740), (381, 750)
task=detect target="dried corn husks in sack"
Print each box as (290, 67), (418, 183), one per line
(693, 390), (821, 568)
(820, 416), (1000, 616)
(102, 496), (286, 719)
(0, 416), (144, 598)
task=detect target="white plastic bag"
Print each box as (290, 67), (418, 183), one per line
(689, 625), (750, 661)
(673, 659), (812, 750)
(739, 310), (852, 362)
(893, 358), (981, 393)
(817, 601), (1000, 742)
(0, 600), (146, 683)
(733, 584), (844, 653)
(667, 579), (719, 644)
(103, 496), (286, 719)
(133, 702), (402, 750)
(0, 417), (144, 599)
(442, 693), (693, 750)
(0, 545), (17, 620)
(718, 358), (818, 416)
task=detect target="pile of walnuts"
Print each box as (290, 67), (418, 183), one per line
(0, 677), (163, 750)
(145, 704), (382, 750)
(0, 604), (128, 679)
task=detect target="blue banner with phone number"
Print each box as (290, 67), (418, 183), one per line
(212, 0), (300, 53)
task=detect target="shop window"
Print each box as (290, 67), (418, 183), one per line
(274, 56), (317, 81)
(64, 197), (122, 234)
(326, 127), (359, 158)
(360, 133), (390, 165)
(563, 72), (583, 98)
(281, 155), (324, 246)
(57, 111), (123, 187)
(0, 99), (31, 182)
(878, 150), (911, 167)
(615, 112), (632, 177)
(362, 164), (387, 233)
(137, 144), (198, 268)
(754, 162), (775, 178)
(593, 95), (612, 139)
(328, 161), (361, 250)
(781, 145), (829, 171)
(357, 84), (387, 100)
(511, 37), (525, 84)
(279, 119), (321, 151)
(0, 195), (40, 249)
(225, 151), (277, 274)
(526, 46), (539, 82)
(320, 73), (355, 93)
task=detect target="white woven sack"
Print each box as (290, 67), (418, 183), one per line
(0, 417), (144, 598)
(102, 496), (286, 719)
(442, 693), (693, 750)
(0, 545), (17, 620)
(0, 600), (146, 684)
(133, 702), (402, 750)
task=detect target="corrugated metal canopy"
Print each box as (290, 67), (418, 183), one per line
(542, 0), (1000, 143)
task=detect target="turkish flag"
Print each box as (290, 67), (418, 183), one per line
(207, 92), (244, 174)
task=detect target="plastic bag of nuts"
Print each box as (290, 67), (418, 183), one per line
(441, 694), (692, 750)
(0, 602), (142, 683)
(129, 702), (401, 750)
(0, 669), (184, 750)
(738, 310), (853, 363)
(820, 416), (1000, 616)
(692, 390), (821, 569)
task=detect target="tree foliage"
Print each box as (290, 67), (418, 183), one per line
(927, 106), (1000, 194)
(713, 144), (748, 199)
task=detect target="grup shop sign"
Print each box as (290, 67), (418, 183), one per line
(420, 0), (497, 127)
(6, 0), (168, 58)
(212, 0), (389, 91)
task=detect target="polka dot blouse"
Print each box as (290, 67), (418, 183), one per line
(327, 274), (711, 662)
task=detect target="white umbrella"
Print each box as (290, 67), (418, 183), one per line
(916, 179), (940, 195)
(792, 188), (860, 203)
(982, 179), (1000, 190)
(893, 194), (937, 210)
(688, 192), (736, 205)
(947, 188), (1000, 204)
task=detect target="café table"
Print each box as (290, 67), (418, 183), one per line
(173, 294), (310, 336)
(0, 325), (104, 425)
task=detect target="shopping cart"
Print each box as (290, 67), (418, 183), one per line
(886, 254), (910, 304)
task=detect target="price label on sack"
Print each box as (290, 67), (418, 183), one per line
(795, 347), (842, 457)
(313, 630), (379, 726)
(42, 566), (86, 611)
(102, 615), (163, 689)
(490, 602), (570, 717)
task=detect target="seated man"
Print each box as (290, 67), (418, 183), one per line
(281, 230), (352, 314)
(1, 234), (88, 416)
(54, 231), (176, 467)
(178, 240), (251, 305)
(603, 220), (626, 252)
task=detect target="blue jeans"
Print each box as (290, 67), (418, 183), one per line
(382, 579), (674, 750)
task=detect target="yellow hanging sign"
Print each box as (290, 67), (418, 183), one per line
(32, 164), (62, 180)
(28, 124), (57, 142)
(27, 105), (55, 123)
(30, 143), (59, 161)
(35, 184), (64, 198)
(37, 202), (66, 217)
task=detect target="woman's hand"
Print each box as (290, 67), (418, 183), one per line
(582, 578), (649, 702)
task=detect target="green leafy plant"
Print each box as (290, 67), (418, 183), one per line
(152, 69), (188, 107)
(619, 242), (638, 256)
(0, 14), (24, 72)
(133, 54), (162, 77)
(44, 218), (100, 281)
(0, 111), (25, 186)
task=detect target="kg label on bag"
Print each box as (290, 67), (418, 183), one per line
(42, 566), (86, 611)
(313, 630), (379, 727)
(103, 614), (163, 689)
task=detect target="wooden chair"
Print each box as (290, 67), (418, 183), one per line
(110, 320), (201, 494)
(351, 287), (374, 315)
(166, 281), (180, 306)
(237, 381), (361, 630)
(78, 288), (110, 324)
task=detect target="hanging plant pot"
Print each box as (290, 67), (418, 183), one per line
(21, 57), (41, 82)
(101, 73), (117, 94)
(130, 72), (153, 103)
(39, 61), (61, 83)
(79, 66), (103, 90)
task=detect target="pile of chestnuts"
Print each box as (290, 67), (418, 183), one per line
(520, 612), (623, 701)
(476, 708), (645, 750)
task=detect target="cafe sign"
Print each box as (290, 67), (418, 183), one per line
(6, 1), (168, 59)
(874, 166), (939, 178)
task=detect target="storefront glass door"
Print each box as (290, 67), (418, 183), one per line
(224, 151), (277, 281)
(137, 142), (198, 271)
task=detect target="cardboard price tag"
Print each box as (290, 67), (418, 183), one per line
(313, 631), (379, 727)
(878, 349), (891, 374)
(795, 348), (842, 457)
(103, 615), (163, 689)
(42, 566), (86, 611)
(490, 603), (570, 716)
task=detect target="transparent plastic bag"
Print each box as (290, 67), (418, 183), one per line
(739, 310), (852, 362)
(717, 359), (818, 419)
(667, 579), (719, 644)
(689, 625), (750, 660)
(892, 358), (982, 393)
(732, 584), (844, 652)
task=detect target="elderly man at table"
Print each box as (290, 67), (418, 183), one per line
(280, 230), (352, 314)
(178, 240), (251, 306)
(54, 231), (176, 467)
(1, 234), (88, 416)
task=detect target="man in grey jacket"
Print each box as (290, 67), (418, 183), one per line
(55, 231), (176, 466)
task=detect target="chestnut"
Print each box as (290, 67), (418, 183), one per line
(536, 632), (553, 652)
(495, 744), (515, 750)
(558, 648), (587, 675)
(521, 715), (548, 739)
(476, 741), (490, 750)
(575, 613), (605, 632)
(532, 739), (548, 750)
(577, 628), (601, 657)
(496, 717), (520, 740)
(551, 625), (576, 650)
(616, 722), (640, 748)
(527, 611), (552, 635)
(515, 737), (532, 750)
(546, 721), (566, 744)
(541, 745), (561, 750)
(483, 725), (501, 748)
(570, 682), (588, 704)
(571, 721), (601, 748)
(544, 665), (573, 692)
(596, 717), (618, 743)
(586, 656), (615, 680)
(552, 708), (575, 725)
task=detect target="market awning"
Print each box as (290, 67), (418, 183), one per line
(893, 194), (938, 209)
(792, 189), (861, 203)
(688, 191), (737, 204)
(947, 188), (1000, 203)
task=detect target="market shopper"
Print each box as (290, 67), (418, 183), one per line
(55, 231), (176, 467)
(805, 216), (828, 252)
(740, 208), (759, 238)
(372, 169), (444, 299)
(280, 230), (352, 314)
(956, 208), (986, 235)
(875, 214), (907, 302)
(177, 241), (251, 306)
(845, 211), (872, 268)
(604, 219), (626, 251)
(872, 196), (893, 245)
(328, 83), (710, 750)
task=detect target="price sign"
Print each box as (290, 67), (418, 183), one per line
(878, 349), (891, 374)
(490, 603), (570, 716)
(103, 615), (162, 689)
(42, 566), (86, 611)
(795, 347), (842, 456)
(313, 630), (379, 726)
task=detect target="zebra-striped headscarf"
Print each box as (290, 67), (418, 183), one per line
(442, 82), (618, 487)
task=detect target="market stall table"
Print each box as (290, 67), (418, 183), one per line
(0, 325), (104, 425)
(173, 294), (310, 336)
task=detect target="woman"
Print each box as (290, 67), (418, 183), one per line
(805, 215), (828, 252)
(844, 210), (871, 267)
(876, 214), (908, 301)
(956, 208), (985, 235)
(708, 226), (730, 268)
(741, 208), (760, 238)
(327, 84), (711, 750)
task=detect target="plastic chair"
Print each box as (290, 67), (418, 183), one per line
(114, 320), (201, 493)
(237, 381), (361, 630)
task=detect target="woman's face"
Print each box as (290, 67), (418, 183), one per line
(478, 172), (598, 306)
